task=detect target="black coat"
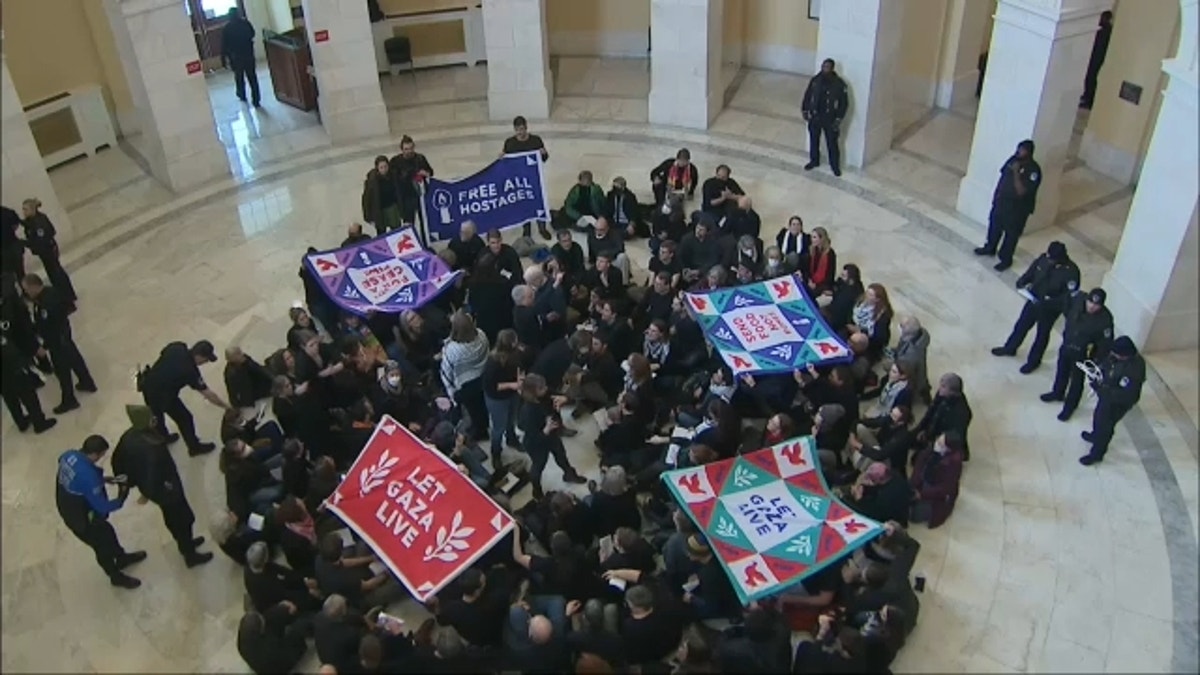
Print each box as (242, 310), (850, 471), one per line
(802, 72), (849, 121)
(238, 604), (307, 675)
(111, 427), (189, 507)
(225, 357), (275, 409)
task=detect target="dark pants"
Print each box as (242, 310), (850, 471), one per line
(528, 438), (577, 496)
(48, 336), (94, 405)
(521, 220), (552, 237)
(484, 394), (518, 458)
(1081, 64), (1101, 107)
(806, 118), (841, 170)
(1049, 345), (1088, 414)
(1, 368), (47, 426)
(232, 62), (260, 104)
(454, 377), (490, 441)
(38, 252), (76, 301)
(984, 205), (1030, 266)
(156, 492), (198, 556)
(145, 392), (201, 449)
(70, 517), (127, 580)
(1086, 399), (1130, 460)
(1001, 302), (1059, 366)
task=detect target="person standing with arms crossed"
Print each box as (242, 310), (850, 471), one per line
(974, 139), (1042, 271)
(222, 7), (260, 107)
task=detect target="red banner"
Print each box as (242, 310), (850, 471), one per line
(324, 416), (515, 602)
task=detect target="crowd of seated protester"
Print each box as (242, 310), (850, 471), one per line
(222, 148), (980, 674)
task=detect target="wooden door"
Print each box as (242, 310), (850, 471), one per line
(184, 0), (246, 71)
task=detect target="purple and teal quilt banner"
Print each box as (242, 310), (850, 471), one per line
(684, 274), (853, 376)
(305, 228), (461, 316)
(663, 436), (884, 605)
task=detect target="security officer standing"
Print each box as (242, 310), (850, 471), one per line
(139, 340), (232, 457)
(990, 240), (1080, 373)
(1041, 287), (1113, 421)
(20, 198), (77, 303)
(974, 139), (1043, 271)
(21, 273), (97, 414)
(1080, 335), (1145, 466)
(56, 435), (146, 588)
(0, 283), (56, 433)
(801, 58), (849, 177)
(112, 405), (214, 568)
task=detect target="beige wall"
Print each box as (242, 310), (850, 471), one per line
(547, 0), (649, 57)
(723, 0), (745, 71)
(897, 0), (949, 107)
(265, 0), (297, 31)
(742, 0), (819, 74)
(1081, 0), (1181, 184)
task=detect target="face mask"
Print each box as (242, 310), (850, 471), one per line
(767, 259), (780, 268)
(742, 248), (754, 256)
(386, 375), (401, 387)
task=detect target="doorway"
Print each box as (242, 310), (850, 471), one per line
(185, 0), (246, 72)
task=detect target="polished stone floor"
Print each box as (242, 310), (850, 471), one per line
(3, 59), (1196, 673)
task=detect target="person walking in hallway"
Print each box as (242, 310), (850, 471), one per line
(802, 58), (849, 177)
(222, 7), (260, 107)
(974, 139), (1042, 271)
(1080, 11), (1114, 109)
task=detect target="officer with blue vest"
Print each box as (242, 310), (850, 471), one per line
(56, 435), (146, 588)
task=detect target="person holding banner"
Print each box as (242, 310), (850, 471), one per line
(503, 116), (552, 240)
(361, 155), (404, 236)
(389, 135), (435, 228)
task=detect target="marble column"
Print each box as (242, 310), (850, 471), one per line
(482, 0), (553, 121)
(1102, 0), (1198, 352)
(648, 0), (724, 130)
(0, 55), (73, 241)
(935, 0), (992, 110)
(300, 0), (390, 142)
(815, 0), (902, 168)
(956, 0), (1112, 231)
(102, 0), (230, 193)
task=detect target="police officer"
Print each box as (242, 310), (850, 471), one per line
(112, 405), (214, 568)
(1080, 336), (1145, 466)
(21, 273), (97, 414)
(20, 198), (77, 302)
(801, 58), (850, 177)
(974, 139), (1043, 271)
(1041, 287), (1114, 421)
(1, 205), (25, 296)
(990, 241), (1080, 373)
(0, 284), (56, 433)
(56, 435), (146, 588)
(139, 340), (232, 457)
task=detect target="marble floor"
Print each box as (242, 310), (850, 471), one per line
(4, 59), (1197, 673)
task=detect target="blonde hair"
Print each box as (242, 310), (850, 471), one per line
(811, 226), (830, 250)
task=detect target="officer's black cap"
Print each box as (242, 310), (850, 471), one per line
(1088, 288), (1106, 306)
(1111, 336), (1136, 357)
(191, 340), (218, 363)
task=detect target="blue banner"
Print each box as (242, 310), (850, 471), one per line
(421, 151), (550, 241)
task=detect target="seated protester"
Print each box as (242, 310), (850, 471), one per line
(549, 229), (587, 287)
(568, 601), (627, 670)
(775, 214), (810, 268)
(434, 567), (511, 648)
(681, 535), (740, 620)
(697, 264), (729, 292)
(237, 603), (308, 675)
(369, 360), (431, 433)
(845, 462), (911, 526)
(714, 604), (795, 674)
(244, 541), (317, 613)
(397, 309), (444, 375)
(676, 366), (734, 428)
(799, 226), (837, 295)
(675, 626), (718, 674)
(328, 337), (382, 411)
(557, 169), (606, 231)
(651, 194), (689, 251)
(224, 346), (275, 409)
(271, 375), (331, 456)
(651, 148), (700, 205)
(587, 299), (630, 363)
(734, 233), (764, 274)
(844, 333), (875, 396)
(726, 195), (762, 241)
(287, 306), (324, 350)
(796, 364), (859, 438)
(587, 331), (628, 405)
(266, 346), (300, 383)
(914, 372), (973, 460)
(275, 495), (320, 578)
(330, 399), (378, 467)
(430, 420), (492, 490)
(512, 526), (602, 602)
(292, 330), (345, 401)
(661, 508), (701, 591)
(314, 594), (367, 672)
(910, 430), (966, 528)
(349, 628), (416, 675)
(763, 412), (797, 446)
(584, 253), (627, 302)
(601, 526), (657, 577)
(622, 354), (659, 428)
(634, 272), (676, 329)
(866, 361), (913, 419)
(338, 312), (400, 366)
(666, 313), (709, 380)
(849, 405), (914, 476)
(777, 558), (844, 632)
(605, 175), (646, 238)
(761, 245), (792, 279)
(700, 164), (744, 219)
(892, 315), (932, 402)
(611, 582), (685, 666)
(314, 532), (403, 611)
(221, 438), (284, 520)
(849, 282), (894, 361)
(596, 392), (651, 470)
(587, 466), (642, 536)
(810, 404), (848, 471)
(526, 265), (570, 343)
(794, 604), (909, 673)
(586, 217), (631, 285)
(693, 400), (742, 459)
(280, 439), (313, 503)
(549, 490), (598, 548)
(678, 222), (723, 287)
(844, 522), (921, 634)
(508, 610), (574, 675)
(212, 509), (261, 565)
(411, 623), (489, 673)
(734, 261), (759, 285)
(305, 456), (341, 515)
(823, 263), (865, 331)
(563, 362), (612, 421)
(447, 220), (486, 274)
(219, 407), (285, 459)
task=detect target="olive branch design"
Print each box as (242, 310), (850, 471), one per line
(359, 450), (399, 496)
(422, 511), (475, 563)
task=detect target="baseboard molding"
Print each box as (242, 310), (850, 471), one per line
(549, 30), (648, 58)
(934, 69), (979, 110)
(1079, 130), (1139, 185)
(743, 44), (817, 76)
(114, 109), (140, 138)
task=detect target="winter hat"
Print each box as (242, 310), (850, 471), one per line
(1087, 288), (1107, 306)
(816, 404), (846, 431)
(125, 404), (155, 431)
(1047, 241), (1067, 260)
(1111, 336), (1136, 358)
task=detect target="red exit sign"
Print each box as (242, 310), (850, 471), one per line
(314, 29), (329, 43)
(185, 60), (202, 75)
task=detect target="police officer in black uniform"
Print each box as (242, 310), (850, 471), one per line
(1, 284), (56, 433)
(20, 197), (77, 302)
(1, 205), (26, 295)
(990, 241), (1080, 373)
(56, 435), (146, 588)
(801, 58), (850, 177)
(139, 340), (232, 457)
(1080, 335), (1145, 466)
(1041, 287), (1114, 421)
(112, 404), (214, 568)
(974, 139), (1043, 271)
(21, 273), (97, 414)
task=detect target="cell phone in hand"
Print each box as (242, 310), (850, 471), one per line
(377, 611), (405, 631)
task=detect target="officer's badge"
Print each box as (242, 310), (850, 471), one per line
(40, 309), (48, 319)
(1030, 172), (1039, 182)
(1120, 377), (1130, 387)
(1068, 280), (1077, 290)
(1104, 328), (1112, 337)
